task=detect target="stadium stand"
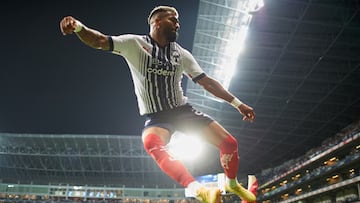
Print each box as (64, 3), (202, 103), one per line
(0, 120), (358, 202)
(257, 120), (360, 202)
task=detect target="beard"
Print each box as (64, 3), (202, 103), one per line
(165, 29), (178, 42)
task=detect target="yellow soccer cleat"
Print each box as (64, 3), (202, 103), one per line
(244, 175), (258, 203)
(196, 187), (222, 203)
(225, 180), (256, 202)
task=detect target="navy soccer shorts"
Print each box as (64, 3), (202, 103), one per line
(144, 104), (214, 135)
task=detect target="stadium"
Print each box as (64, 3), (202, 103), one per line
(1, 0), (359, 202)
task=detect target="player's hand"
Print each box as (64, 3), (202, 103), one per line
(60, 16), (79, 35)
(238, 103), (255, 123)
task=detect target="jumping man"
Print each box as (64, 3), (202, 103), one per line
(60, 5), (258, 203)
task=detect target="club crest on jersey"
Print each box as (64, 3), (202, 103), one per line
(171, 50), (180, 65)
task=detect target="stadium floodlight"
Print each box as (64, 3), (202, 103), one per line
(218, 0), (264, 90)
(187, 0), (265, 106)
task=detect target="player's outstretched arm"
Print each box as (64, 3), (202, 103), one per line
(60, 16), (110, 50)
(197, 75), (255, 123)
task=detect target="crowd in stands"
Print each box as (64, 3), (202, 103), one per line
(258, 120), (360, 185)
(0, 196), (241, 203)
(0, 190), (243, 203)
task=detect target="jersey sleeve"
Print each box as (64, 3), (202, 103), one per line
(109, 34), (138, 57)
(180, 47), (206, 83)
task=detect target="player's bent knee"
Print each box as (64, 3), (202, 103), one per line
(220, 135), (238, 152)
(228, 135), (238, 148)
(142, 133), (164, 152)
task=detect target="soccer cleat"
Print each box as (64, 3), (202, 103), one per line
(225, 177), (257, 202)
(196, 187), (221, 203)
(242, 175), (258, 203)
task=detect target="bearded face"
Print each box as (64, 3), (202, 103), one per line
(164, 27), (178, 42)
(155, 11), (180, 42)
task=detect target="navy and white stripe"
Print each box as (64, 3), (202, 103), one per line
(110, 34), (204, 115)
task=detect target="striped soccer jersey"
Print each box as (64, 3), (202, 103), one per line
(110, 34), (205, 115)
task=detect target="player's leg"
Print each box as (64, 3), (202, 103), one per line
(142, 126), (194, 187)
(142, 126), (221, 203)
(202, 121), (257, 202)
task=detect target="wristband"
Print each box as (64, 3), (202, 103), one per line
(230, 97), (243, 108)
(74, 20), (83, 33)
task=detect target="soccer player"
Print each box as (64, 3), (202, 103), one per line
(60, 5), (257, 203)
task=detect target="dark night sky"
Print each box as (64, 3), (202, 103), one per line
(0, 1), (199, 135)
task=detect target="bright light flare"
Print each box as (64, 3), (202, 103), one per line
(216, 0), (264, 91)
(167, 133), (204, 161)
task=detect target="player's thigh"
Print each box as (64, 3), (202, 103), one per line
(202, 121), (232, 147)
(142, 126), (172, 145)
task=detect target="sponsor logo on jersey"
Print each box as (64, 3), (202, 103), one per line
(151, 58), (172, 67)
(147, 67), (175, 76)
(148, 58), (176, 76)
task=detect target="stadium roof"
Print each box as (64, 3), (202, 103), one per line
(1, 0), (359, 187)
(187, 0), (360, 177)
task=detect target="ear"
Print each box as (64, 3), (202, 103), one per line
(153, 17), (162, 29)
(154, 17), (161, 25)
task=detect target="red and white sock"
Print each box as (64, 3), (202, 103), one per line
(143, 133), (195, 187)
(219, 135), (239, 179)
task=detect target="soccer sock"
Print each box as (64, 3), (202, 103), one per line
(219, 135), (239, 182)
(226, 178), (238, 188)
(143, 133), (195, 187)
